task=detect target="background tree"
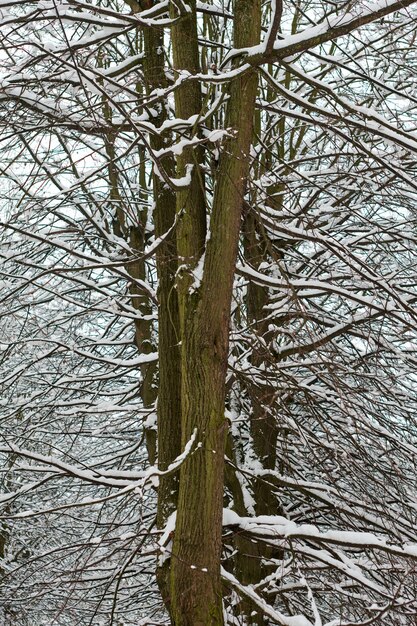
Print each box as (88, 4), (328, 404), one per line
(1, 0), (417, 625)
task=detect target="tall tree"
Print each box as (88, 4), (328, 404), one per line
(1, 1), (417, 625)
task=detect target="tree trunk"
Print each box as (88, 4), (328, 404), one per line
(139, 7), (183, 610)
(170, 0), (261, 623)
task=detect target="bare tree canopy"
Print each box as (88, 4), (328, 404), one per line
(1, 1), (417, 624)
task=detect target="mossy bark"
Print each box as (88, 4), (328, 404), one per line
(170, 0), (206, 329)
(169, 0), (261, 623)
(140, 9), (183, 610)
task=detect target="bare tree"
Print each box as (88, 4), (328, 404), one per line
(1, 1), (417, 625)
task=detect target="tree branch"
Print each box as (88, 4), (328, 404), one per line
(234, 0), (417, 66)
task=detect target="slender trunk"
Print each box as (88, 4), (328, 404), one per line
(170, 0), (206, 324)
(140, 8), (183, 609)
(101, 47), (159, 464)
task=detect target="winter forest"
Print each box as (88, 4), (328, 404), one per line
(2, 0), (417, 624)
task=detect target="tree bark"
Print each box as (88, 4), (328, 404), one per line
(139, 7), (183, 611)
(170, 0), (261, 623)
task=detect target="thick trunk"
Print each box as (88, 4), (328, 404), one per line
(170, 0), (261, 623)
(170, 308), (229, 625)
